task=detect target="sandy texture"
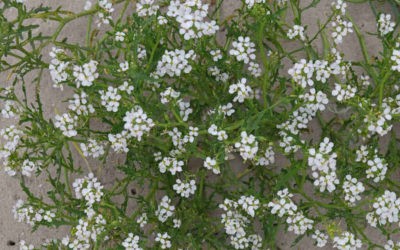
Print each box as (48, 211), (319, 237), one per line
(0, 0), (396, 249)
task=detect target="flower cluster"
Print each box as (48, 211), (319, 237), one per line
(208, 124), (228, 141)
(333, 231), (362, 250)
(0, 125), (23, 161)
(256, 146), (275, 166)
(391, 46), (400, 72)
(122, 233), (142, 250)
(99, 86), (121, 112)
(331, 15), (353, 44)
(229, 78), (254, 103)
(356, 145), (388, 183)
(49, 47), (69, 90)
(166, 0), (219, 40)
(154, 49), (196, 77)
(136, 0), (159, 17)
(311, 230), (329, 248)
(366, 190), (400, 227)
(61, 212), (107, 250)
(73, 60), (99, 88)
(268, 189), (314, 235)
(277, 88), (328, 153)
(234, 131), (259, 161)
(155, 232), (171, 249)
(80, 139), (105, 158)
(342, 175), (365, 206)
(68, 92), (95, 116)
(332, 83), (357, 102)
(13, 199), (55, 226)
(54, 113), (78, 137)
(155, 196), (175, 223)
(377, 13), (395, 36)
(123, 106), (155, 141)
(172, 179), (196, 198)
(72, 173), (104, 207)
(287, 25), (306, 41)
(230, 36), (256, 64)
(219, 198), (262, 249)
(158, 156), (184, 175)
(97, 0), (114, 26)
(385, 240), (400, 250)
(308, 137), (339, 192)
(245, 0), (265, 8)
(203, 157), (220, 174)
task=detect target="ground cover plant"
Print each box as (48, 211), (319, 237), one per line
(1, 0), (400, 249)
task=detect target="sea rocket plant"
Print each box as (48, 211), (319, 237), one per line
(1, 0), (400, 249)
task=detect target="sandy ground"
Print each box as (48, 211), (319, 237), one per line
(0, 0), (396, 249)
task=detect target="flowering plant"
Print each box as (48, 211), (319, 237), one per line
(1, 0), (400, 249)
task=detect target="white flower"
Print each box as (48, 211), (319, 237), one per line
(108, 131), (129, 153)
(21, 160), (38, 177)
(68, 91), (95, 116)
(343, 175), (364, 206)
(158, 16), (168, 25)
(308, 137), (339, 193)
(136, 213), (148, 228)
(118, 81), (134, 94)
(286, 212), (314, 235)
(49, 47), (69, 90)
(332, 83), (357, 102)
(333, 232), (362, 250)
(377, 13), (395, 36)
(155, 49), (196, 77)
(173, 218), (181, 228)
(119, 61), (129, 72)
(229, 78), (254, 103)
(177, 100), (193, 121)
(245, 0), (266, 8)
(248, 62), (262, 77)
(72, 173), (104, 207)
(385, 240), (400, 250)
(234, 131), (258, 161)
(73, 60), (99, 88)
(158, 157), (184, 175)
(238, 195), (259, 217)
(391, 49), (400, 72)
(267, 188), (297, 217)
(122, 233), (142, 250)
(160, 87), (180, 104)
(155, 232), (171, 249)
(173, 179), (196, 198)
(19, 240), (34, 250)
(54, 113), (78, 137)
(204, 157), (220, 174)
(136, 0), (159, 17)
(155, 196), (175, 223)
(312, 230), (328, 248)
(166, 1), (219, 40)
(218, 103), (235, 117)
(331, 15), (353, 44)
(84, 1), (92, 10)
(256, 146), (275, 166)
(99, 86), (121, 112)
(287, 25), (306, 41)
(123, 106), (155, 141)
(230, 36), (256, 64)
(367, 190), (400, 227)
(332, 0), (347, 15)
(210, 49), (223, 61)
(80, 139), (105, 158)
(115, 31), (126, 42)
